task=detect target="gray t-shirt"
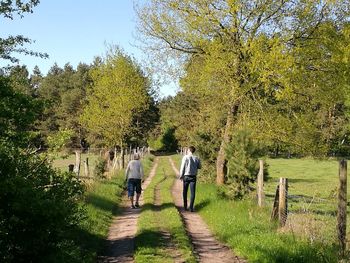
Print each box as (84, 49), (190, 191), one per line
(125, 160), (144, 180)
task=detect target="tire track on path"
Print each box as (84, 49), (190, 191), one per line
(169, 157), (247, 263)
(98, 157), (159, 263)
(153, 172), (185, 262)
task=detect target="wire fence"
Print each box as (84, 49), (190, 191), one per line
(259, 159), (348, 256)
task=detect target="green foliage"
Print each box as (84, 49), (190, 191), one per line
(138, 0), (350, 186)
(0, 76), (42, 146)
(47, 128), (75, 155)
(222, 129), (267, 200)
(1, 0), (48, 63)
(37, 62), (93, 148)
(147, 135), (164, 151)
(7, 65), (33, 95)
(0, 76), (86, 262)
(0, 142), (85, 262)
(160, 127), (178, 152)
(81, 46), (156, 147)
(93, 157), (107, 178)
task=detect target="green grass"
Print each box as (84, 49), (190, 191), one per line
(265, 158), (341, 199)
(52, 153), (100, 172)
(135, 157), (196, 263)
(70, 155), (154, 262)
(172, 155), (340, 263)
(75, 173), (125, 262)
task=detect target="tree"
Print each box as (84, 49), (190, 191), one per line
(0, 0), (48, 64)
(36, 63), (93, 148)
(0, 76), (84, 262)
(30, 65), (43, 92)
(7, 65), (32, 95)
(0, 3), (86, 261)
(137, 0), (350, 184)
(81, 47), (154, 148)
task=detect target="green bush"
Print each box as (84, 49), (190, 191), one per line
(223, 129), (268, 199)
(0, 142), (85, 262)
(94, 157), (107, 178)
(0, 77), (86, 262)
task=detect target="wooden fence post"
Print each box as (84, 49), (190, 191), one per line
(278, 178), (288, 227)
(84, 157), (89, 177)
(257, 160), (265, 207)
(337, 159), (347, 258)
(74, 150), (81, 177)
(271, 184), (279, 221)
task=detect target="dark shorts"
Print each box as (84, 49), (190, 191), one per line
(127, 178), (142, 197)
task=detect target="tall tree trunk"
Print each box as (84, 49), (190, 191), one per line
(216, 113), (232, 185)
(121, 146), (125, 169)
(216, 102), (239, 185)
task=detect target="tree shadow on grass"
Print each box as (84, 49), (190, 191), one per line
(195, 199), (211, 212)
(71, 225), (106, 261)
(141, 202), (176, 212)
(85, 194), (117, 213)
(151, 151), (177, 156)
(135, 229), (164, 249)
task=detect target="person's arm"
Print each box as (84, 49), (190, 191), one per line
(179, 156), (187, 180)
(125, 162), (130, 181)
(140, 162), (144, 180)
(197, 158), (201, 169)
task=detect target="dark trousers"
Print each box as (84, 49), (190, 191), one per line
(183, 177), (196, 210)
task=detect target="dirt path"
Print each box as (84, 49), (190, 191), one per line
(169, 158), (247, 263)
(153, 177), (184, 262)
(98, 158), (159, 263)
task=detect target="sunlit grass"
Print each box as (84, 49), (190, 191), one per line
(135, 157), (195, 263)
(172, 155), (340, 263)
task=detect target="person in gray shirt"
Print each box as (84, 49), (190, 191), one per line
(125, 154), (144, 208)
(179, 146), (201, 212)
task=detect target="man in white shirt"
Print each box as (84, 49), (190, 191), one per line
(125, 154), (144, 208)
(179, 146), (201, 212)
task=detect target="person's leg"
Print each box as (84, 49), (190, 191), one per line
(189, 180), (196, 212)
(183, 180), (189, 210)
(128, 179), (136, 208)
(135, 179), (142, 207)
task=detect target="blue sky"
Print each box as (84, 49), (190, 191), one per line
(1, 0), (176, 97)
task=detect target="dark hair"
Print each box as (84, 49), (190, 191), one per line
(189, 146), (196, 153)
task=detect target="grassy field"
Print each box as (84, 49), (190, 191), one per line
(135, 157), (196, 263)
(172, 155), (342, 263)
(265, 158), (340, 199)
(52, 153), (100, 173)
(53, 155), (154, 262)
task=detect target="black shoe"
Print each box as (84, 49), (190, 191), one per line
(184, 207), (188, 211)
(135, 203), (140, 208)
(131, 205), (136, 209)
(190, 208), (194, 212)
